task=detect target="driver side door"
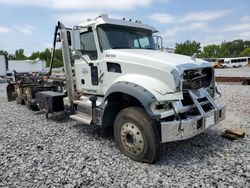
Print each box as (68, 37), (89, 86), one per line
(75, 28), (102, 95)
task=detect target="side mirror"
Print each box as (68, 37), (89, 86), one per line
(71, 29), (81, 51)
(70, 29), (82, 59)
(154, 36), (163, 50)
(72, 50), (81, 59)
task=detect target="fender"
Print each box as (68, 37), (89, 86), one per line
(104, 74), (183, 102)
(101, 74), (182, 119)
(101, 81), (160, 119)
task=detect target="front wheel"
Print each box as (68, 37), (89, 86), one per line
(114, 107), (161, 163)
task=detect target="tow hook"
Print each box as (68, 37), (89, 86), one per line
(178, 121), (184, 137)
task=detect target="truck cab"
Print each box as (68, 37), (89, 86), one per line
(44, 14), (226, 163)
(72, 15), (159, 96)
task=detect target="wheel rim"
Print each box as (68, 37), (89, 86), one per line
(16, 87), (21, 98)
(16, 87), (23, 102)
(24, 88), (32, 105)
(120, 122), (144, 156)
(25, 89), (31, 99)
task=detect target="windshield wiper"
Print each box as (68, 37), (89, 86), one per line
(112, 46), (132, 49)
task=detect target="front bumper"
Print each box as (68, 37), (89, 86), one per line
(160, 90), (226, 143)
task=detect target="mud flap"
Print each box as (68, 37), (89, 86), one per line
(0, 80), (9, 101)
(7, 83), (16, 102)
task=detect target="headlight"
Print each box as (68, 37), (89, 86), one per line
(171, 68), (181, 90)
(150, 101), (171, 114)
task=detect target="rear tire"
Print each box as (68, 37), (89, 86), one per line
(16, 86), (24, 105)
(114, 107), (161, 163)
(24, 87), (38, 111)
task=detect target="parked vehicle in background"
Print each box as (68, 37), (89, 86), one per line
(7, 59), (46, 81)
(0, 55), (7, 79)
(1, 55), (56, 102)
(0, 55), (47, 81)
(221, 57), (248, 68)
(8, 59), (46, 73)
(213, 59), (224, 68)
(203, 58), (224, 68)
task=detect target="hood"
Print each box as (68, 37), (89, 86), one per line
(103, 49), (211, 73)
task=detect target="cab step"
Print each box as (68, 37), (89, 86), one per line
(70, 112), (92, 125)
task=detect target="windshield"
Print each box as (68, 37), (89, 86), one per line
(97, 24), (156, 51)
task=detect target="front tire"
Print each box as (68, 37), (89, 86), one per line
(114, 107), (161, 163)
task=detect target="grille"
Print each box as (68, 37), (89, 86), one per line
(182, 68), (213, 90)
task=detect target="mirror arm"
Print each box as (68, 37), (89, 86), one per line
(72, 50), (93, 67)
(81, 56), (93, 67)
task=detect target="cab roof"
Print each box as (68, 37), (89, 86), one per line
(77, 14), (158, 33)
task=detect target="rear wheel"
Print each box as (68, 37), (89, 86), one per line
(16, 86), (24, 105)
(114, 107), (161, 163)
(23, 87), (38, 111)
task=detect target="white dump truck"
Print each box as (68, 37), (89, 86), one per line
(13, 15), (226, 163)
(7, 59), (46, 81)
(0, 55), (46, 80)
(1, 55), (48, 102)
(8, 59), (46, 74)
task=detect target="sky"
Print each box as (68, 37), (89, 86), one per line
(0, 0), (249, 56)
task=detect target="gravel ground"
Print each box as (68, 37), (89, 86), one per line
(0, 84), (249, 187)
(215, 66), (250, 77)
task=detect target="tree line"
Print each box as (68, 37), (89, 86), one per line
(1, 39), (250, 67)
(175, 39), (250, 58)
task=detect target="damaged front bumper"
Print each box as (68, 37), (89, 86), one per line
(160, 89), (226, 143)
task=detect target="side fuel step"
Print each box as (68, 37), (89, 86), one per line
(70, 112), (92, 125)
